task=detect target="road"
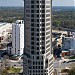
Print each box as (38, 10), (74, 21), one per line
(54, 59), (75, 75)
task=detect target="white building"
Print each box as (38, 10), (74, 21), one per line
(23, 0), (54, 75)
(62, 36), (75, 50)
(8, 20), (24, 56)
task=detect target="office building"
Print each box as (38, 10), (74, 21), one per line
(23, 0), (54, 75)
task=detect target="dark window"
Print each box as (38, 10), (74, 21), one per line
(41, 61), (43, 65)
(31, 46), (34, 49)
(42, 5), (45, 8)
(31, 37), (34, 40)
(37, 24), (39, 27)
(31, 51), (34, 54)
(42, 33), (45, 36)
(42, 14), (45, 17)
(37, 47), (39, 50)
(33, 61), (35, 64)
(33, 66), (35, 69)
(37, 43), (39, 45)
(31, 14), (34, 17)
(37, 38), (39, 41)
(31, 10), (34, 13)
(31, 42), (34, 45)
(37, 29), (39, 31)
(31, 28), (34, 31)
(31, 33), (34, 36)
(37, 1), (39, 3)
(37, 14), (39, 17)
(42, 24), (45, 27)
(38, 66), (40, 69)
(42, 28), (45, 31)
(31, 1), (34, 4)
(36, 56), (39, 59)
(42, 37), (45, 40)
(37, 52), (39, 54)
(31, 5), (34, 8)
(31, 19), (34, 22)
(42, 19), (45, 22)
(37, 33), (39, 36)
(37, 10), (39, 13)
(42, 10), (45, 13)
(37, 19), (39, 22)
(37, 5), (39, 8)
(41, 66), (43, 69)
(42, 51), (45, 54)
(42, 46), (45, 49)
(31, 23), (34, 27)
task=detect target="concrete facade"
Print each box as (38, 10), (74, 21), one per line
(8, 20), (24, 56)
(23, 0), (54, 75)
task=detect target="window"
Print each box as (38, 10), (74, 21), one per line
(37, 19), (39, 22)
(37, 52), (39, 54)
(37, 29), (39, 31)
(36, 56), (39, 59)
(41, 61), (43, 65)
(42, 51), (45, 54)
(42, 28), (45, 31)
(31, 28), (34, 31)
(42, 14), (45, 17)
(37, 5), (39, 8)
(42, 37), (45, 40)
(31, 42), (34, 45)
(31, 51), (34, 54)
(37, 10), (39, 13)
(31, 5), (34, 8)
(31, 37), (34, 40)
(37, 1), (39, 3)
(37, 33), (39, 36)
(42, 33), (45, 36)
(42, 46), (45, 49)
(38, 66), (40, 69)
(31, 1), (34, 4)
(37, 38), (39, 41)
(31, 10), (34, 13)
(31, 23), (34, 27)
(42, 5), (45, 8)
(31, 19), (34, 22)
(42, 19), (45, 22)
(31, 14), (34, 17)
(31, 33), (34, 36)
(41, 66), (43, 69)
(31, 46), (34, 49)
(37, 14), (39, 17)
(33, 61), (35, 65)
(42, 10), (45, 13)
(33, 66), (35, 69)
(36, 66), (37, 69)
(37, 24), (39, 27)
(37, 43), (39, 45)
(37, 47), (39, 50)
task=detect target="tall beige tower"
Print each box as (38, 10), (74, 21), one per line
(23, 0), (54, 75)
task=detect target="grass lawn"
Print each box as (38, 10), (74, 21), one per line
(7, 67), (21, 73)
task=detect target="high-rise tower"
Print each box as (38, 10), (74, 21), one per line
(23, 0), (54, 75)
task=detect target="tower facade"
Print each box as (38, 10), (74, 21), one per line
(12, 20), (24, 56)
(24, 0), (54, 75)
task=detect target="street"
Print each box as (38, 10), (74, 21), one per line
(54, 59), (75, 75)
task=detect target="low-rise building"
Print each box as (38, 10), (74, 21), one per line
(62, 36), (75, 56)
